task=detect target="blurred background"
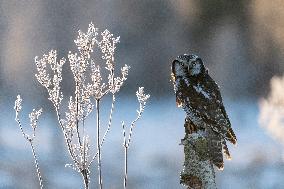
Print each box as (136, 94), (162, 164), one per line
(1, 0), (284, 188)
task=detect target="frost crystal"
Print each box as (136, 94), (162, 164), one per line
(90, 63), (106, 99)
(74, 22), (98, 59)
(35, 50), (65, 109)
(68, 52), (87, 83)
(136, 87), (150, 113)
(112, 65), (130, 93)
(29, 108), (43, 130)
(97, 29), (120, 71)
(14, 95), (22, 114)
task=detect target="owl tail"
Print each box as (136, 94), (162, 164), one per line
(208, 129), (224, 170)
(222, 140), (231, 160)
(226, 127), (237, 145)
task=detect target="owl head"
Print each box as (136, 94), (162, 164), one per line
(172, 54), (206, 77)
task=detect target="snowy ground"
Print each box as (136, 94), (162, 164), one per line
(1, 97), (284, 189)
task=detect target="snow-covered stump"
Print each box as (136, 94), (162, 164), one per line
(180, 121), (217, 189)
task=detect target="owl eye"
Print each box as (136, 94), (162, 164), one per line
(180, 62), (185, 66)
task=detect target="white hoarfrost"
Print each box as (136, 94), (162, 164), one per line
(14, 22), (149, 189)
(259, 75), (284, 145)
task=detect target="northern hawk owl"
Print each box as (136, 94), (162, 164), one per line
(171, 54), (237, 170)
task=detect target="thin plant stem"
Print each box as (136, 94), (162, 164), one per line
(124, 146), (128, 189)
(100, 94), (115, 150)
(81, 162), (89, 189)
(123, 113), (142, 187)
(15, 112), (43, 189)
(29, 141), (44, 189)
(15, 116), (29, 141)
(81, 172), (89, 189)
(57, 105), (89, 188)
(122, 122), (127, 189)
(81, 138), (90, 189)
(75, 84), (82, 147)
(88, 94), (115, 168)
(122, 100), (148, 188)
(126, 112), (141, 148)
(96, 99), (103, 189)
(55, 108), (80, 168)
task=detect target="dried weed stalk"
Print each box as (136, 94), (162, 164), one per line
(14, 23), (149, 189)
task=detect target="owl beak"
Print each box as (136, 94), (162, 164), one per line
(187, 64), (192, 72)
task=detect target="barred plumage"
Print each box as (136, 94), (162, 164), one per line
(172, 54), (237, 169)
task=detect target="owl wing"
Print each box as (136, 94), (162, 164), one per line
(176, 75), (237, 145)
(202, 74), (237, 145)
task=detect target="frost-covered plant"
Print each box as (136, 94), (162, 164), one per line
(14, 95), (43, 189)
(122, 87), (150, 189)
(14, 23), (149, 189)
(259, 75), (284, 145)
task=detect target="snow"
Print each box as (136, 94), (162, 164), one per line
(1, 98), (284, 188)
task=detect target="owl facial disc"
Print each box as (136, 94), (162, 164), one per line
(173, 54), (204, 77)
